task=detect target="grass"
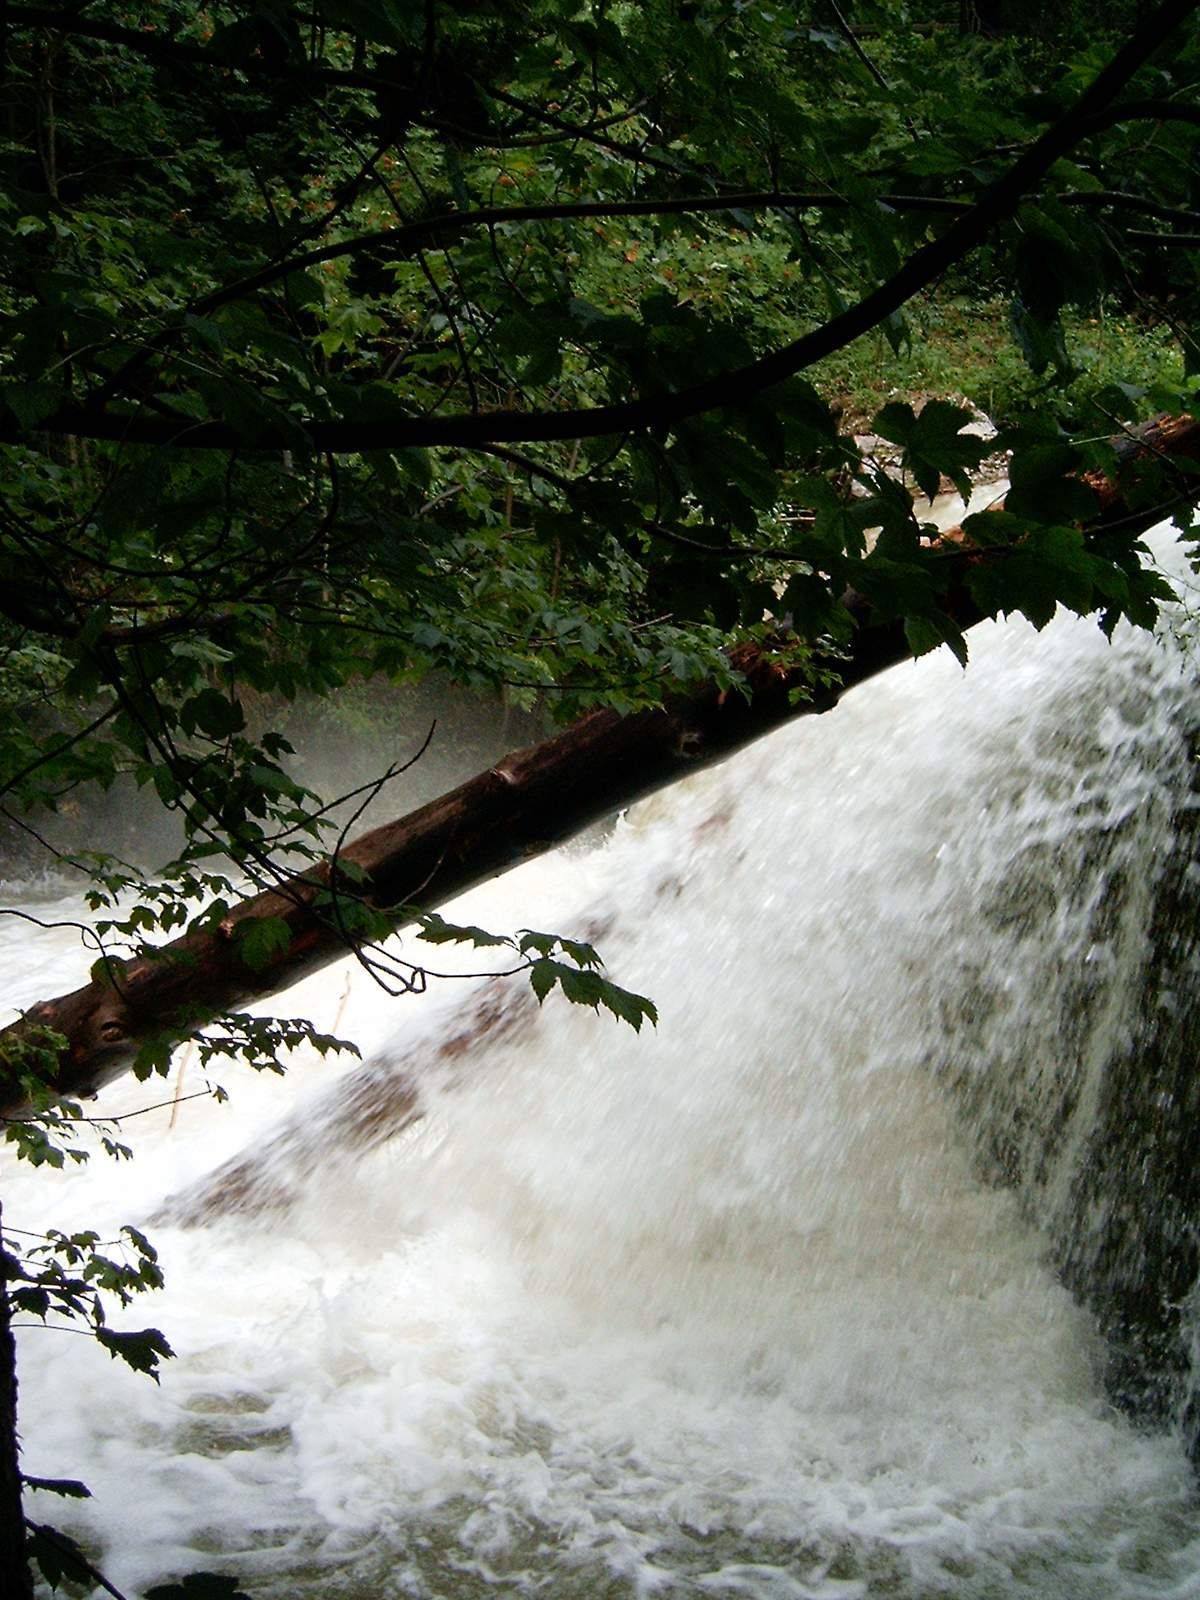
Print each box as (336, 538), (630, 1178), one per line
(810, 293), (1184, 436)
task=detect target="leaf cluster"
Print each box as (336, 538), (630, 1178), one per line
(414, 910), (657, 1030)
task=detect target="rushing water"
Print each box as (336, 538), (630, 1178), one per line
(5, 529), (1200, 1599)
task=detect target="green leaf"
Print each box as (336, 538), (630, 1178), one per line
(235, 916), (293, 973)
(558, 966), (606, 1008)
(132, 1035), (176, 1083)
(557, 938), (602, 970)
(25, 1522), (96, 1592)
(874, 401), (986, 502)
(528, 959), (558, 1003)
(145, 1575), (253, 1600)
(94, 1325), (174, 1380)
(1002, 441), (1097, 524)
(1010, 294), (1073, 380)
(906, 401), (988, 502)
(12, 1286), (52, 1317)
(533, 960), (658, 1031)
(966, 526), (1105, 629)
(416, 912), (510, 949)
(598, 982), (658, 1033)
(904, 613), (969, 666)
(871, 401), (916, 447)
(960, 509), (1030, 548)
(3, 382), (66, 427)
(882, 311), (912, 358)
(180, 689), (245, 740)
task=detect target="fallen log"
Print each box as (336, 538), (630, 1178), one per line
(0, 629), (883, 1108)
(2, 415), (1196, 1110)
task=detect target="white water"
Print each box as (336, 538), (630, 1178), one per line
(5, 530), (1200, 1599)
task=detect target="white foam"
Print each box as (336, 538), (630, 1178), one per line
(6, 526), (1200, 1598)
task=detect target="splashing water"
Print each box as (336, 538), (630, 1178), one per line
(4, 528), (1200, 1599)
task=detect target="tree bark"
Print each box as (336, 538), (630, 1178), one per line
(0, 626), (899, 1109)
(0, 1202), (34, 1600)
(0, 415), (1196, 1113)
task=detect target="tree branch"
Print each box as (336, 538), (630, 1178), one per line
(82, 185), (1200, 371)
(5, 4), (384, 90)
(188, 191), (952, 318)
(2, 1), (1195, 455)
(827, 0), (892, 92)
(1084, 95), (1200, 135)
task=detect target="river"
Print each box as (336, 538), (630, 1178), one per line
(3, 526), (1200, 1598)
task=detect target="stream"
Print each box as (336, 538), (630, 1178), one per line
(4, 524), (1200, 1599)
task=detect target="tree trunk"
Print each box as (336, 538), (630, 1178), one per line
(0, 1202), (34, 1600)
(0, 415), (1196, 1113)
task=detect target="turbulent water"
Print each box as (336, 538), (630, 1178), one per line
(5, 527), (1200, 1599)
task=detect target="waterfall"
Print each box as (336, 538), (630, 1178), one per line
(4, 525), (1200, 1600)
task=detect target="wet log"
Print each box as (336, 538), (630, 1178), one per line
(0, 631), (879, 1107)
(1, 415), (1196, 1110)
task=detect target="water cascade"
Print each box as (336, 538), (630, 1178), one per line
(4, 526), (1200, 1599)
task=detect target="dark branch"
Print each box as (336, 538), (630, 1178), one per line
(190, 191), (954, 318)
(5, 4), (385, 90)
(1064, 189), (1200, 227)
(827, 0), (892, 92)
(2, 0), (1195, 455)
(1083, 96), (1200, 134)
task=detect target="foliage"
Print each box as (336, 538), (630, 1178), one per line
(415, 911), (658, 1028)
(0, 0), (1196, 945)
(6, 1223), (167, 1353)
(1, 1), (1200, 1592)
(23, 1513), (249, 1600)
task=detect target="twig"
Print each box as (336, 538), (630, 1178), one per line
(168, 1042), (195, 1130)
(828, 0), (891, 92)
